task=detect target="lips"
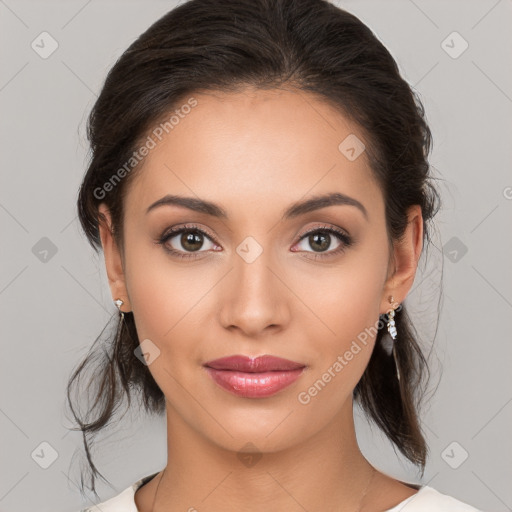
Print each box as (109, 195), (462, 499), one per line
(204, 355), (306, 398)
(204, 355), (305, 372)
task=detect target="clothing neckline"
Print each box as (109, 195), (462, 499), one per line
(132, 472), (428, 511)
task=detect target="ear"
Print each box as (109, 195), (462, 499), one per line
(98, 203), (131, 312)
(380, 204), (423, 314)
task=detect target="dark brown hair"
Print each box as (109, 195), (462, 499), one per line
(67, 0), (441, 497)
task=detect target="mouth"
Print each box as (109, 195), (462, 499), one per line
(203, 355), (306, 398)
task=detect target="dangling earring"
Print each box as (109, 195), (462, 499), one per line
(114, 298), (126, 347)
(114, 298), (125, 320)
(387, 295), (400, 382)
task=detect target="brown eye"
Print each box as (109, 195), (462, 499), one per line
(164, 229), (216, 253)
(307, 232), (331, 252)
(157, 224), (219, 260)
(178, 230), (205, 252)
(293, 226), (352, 258)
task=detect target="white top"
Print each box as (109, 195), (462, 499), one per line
(79, 472), (484, 511)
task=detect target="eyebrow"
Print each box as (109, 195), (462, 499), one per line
(145, 192), (368, 221)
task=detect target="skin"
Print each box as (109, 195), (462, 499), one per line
(98, 87), (423, 511)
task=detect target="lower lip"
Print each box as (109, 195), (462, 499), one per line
(205, 367), (305, 398)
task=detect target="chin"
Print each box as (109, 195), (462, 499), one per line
(196, 404), (313, 454)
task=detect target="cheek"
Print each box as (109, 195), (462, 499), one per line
(293, 273), (384, 424)
(293, 241), (388, 400)
(123, 232), (213, 338)
(299, 254), (387, 347)
(124, 253), (230, 407)
(128, 271), (190, 337)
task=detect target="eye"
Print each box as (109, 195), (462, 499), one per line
(156, 224), (219, 260)
(156, 223), (353, 261)
(292, 225), (352, 258)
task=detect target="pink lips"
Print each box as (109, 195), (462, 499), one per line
(204, 355), (306, 398)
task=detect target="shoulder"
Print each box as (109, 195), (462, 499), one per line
(76, 472), (159, 512)
(386, 485), (484, 511)
(77, 484), (137, 512)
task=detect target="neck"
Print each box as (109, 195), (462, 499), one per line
(146, 397), (378, 512)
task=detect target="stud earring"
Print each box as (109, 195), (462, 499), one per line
(387, 295), (400, 382)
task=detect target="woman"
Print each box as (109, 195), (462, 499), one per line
(67, 0), (483, 510)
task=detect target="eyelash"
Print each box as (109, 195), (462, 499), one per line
(155, 223), (353, 261)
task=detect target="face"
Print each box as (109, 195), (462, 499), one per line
(99, 87), (422, 454)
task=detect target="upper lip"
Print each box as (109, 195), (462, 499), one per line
(204, 355), (306, 372)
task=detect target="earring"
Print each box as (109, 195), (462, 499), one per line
(387, 295), (400, 382)
(113, 298), (126, 347)
(114, 298), (124, 319)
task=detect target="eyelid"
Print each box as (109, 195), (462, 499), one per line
(297, 224), (350, 242)
(159, 223), (219, 245)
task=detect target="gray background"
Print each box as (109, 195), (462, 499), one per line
(0, 0), (511, 511)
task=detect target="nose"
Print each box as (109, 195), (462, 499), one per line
(218, 248), (290, 338)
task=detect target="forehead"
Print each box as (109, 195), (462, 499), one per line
(124, 87), (383, 221)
